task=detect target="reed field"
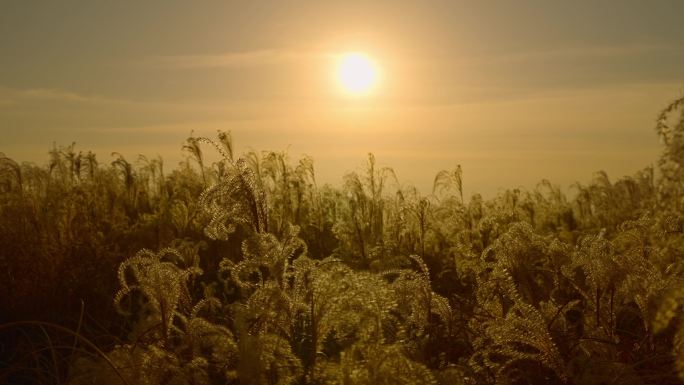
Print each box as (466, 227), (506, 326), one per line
(0, 97), (683, 384)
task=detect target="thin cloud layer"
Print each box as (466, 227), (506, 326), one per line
(146, 49), (328, 69)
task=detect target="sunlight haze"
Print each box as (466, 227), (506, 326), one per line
(1, 1), (683, 197)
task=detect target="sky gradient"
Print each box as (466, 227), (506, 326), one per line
(2, 1), (683, 197)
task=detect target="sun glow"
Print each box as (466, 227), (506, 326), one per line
(336, 52), (380, 96)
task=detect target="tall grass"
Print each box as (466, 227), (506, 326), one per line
(1, 97), (683, 384)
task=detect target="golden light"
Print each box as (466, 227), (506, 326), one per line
(336, 52), (380, 96)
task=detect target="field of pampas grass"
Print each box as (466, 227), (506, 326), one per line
(1, 98), (684, 385)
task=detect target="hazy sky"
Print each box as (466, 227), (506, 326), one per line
(2, 1), (683, 196)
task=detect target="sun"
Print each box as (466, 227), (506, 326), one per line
(336, 52), (380, 96)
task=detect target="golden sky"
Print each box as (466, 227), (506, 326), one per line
(1, 1), (683, 196)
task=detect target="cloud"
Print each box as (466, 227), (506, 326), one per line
(0, 84), (300, 137)
(0, 86), (157, 107)
(146, 49), (326, 69)
(0, 85), (225, 110)
(0, 98), (16, 108)
(407, 42), (684, 107)
(479, 43), (684, 64)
